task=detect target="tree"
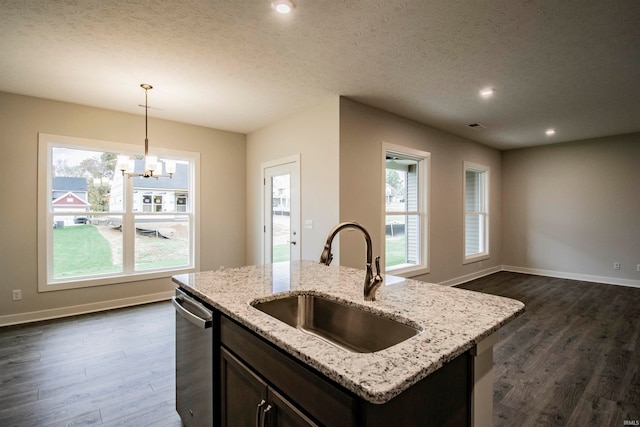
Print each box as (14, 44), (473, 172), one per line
(53, 149), (117, 212)
(386, 169), (403, 190)
(54, 159), (82, 177)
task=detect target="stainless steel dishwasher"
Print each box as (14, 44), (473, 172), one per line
(173, 288), (213, 427)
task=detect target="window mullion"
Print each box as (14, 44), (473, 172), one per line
(122, 175), (135, 273)
(386, 211), (421, 215)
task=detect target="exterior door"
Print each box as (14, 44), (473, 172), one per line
(263, 156), (300, 264)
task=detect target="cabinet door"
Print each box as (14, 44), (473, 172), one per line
(267, 388), (318, 427)
(221, 348), (268, 427)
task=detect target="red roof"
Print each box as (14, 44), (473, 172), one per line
(52, 192), (91, 207)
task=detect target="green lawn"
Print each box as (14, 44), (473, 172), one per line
(53, 224), (189, 278)
(272, 243), (290, 263)
(385, 215), (408, 267)
(135, 234), (189, 270)
(385, 236), (406, 267)
(53, 225), (119, 278)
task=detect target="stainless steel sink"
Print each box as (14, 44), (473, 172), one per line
(251, 294), (421, 353)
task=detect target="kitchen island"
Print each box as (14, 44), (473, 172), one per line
(173, 261), (524, 426)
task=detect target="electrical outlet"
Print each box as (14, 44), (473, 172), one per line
(614, 262), (621, 270)
(12, 289), (22, 301)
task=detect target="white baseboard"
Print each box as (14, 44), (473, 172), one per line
(501, 265), (640, 289)
(0, 291), (174, 327)
(439, 265), (640, 289)
(438, 265), (503, 287)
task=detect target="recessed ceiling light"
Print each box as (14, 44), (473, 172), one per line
(546, 129), (556, 136)
(479, 87), (495, 98)
(272, 0), (295, 14)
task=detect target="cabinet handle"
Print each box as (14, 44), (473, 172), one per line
(261, 404), (272, 427)
(255, 399), (266, 427)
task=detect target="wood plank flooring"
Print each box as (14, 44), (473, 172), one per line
(1, 272), (639, 426)
(458, 272), (640, 426)
(0, 302), (181, 427)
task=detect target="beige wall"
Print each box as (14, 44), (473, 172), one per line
(4, 90), (636, 324)
(502, 133), (640, 282)
(339, 98), (502, 284)
(0, 92), (246, 323)
(246, 97), (340, 264)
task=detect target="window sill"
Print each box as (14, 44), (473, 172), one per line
(39, 267), (196, 292)
(385, 264), (430, 278)
(463, 254), (490, 265)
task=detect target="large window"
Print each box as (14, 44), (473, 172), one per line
(38, 133), (199, 291)
(383, 144), (430, 276)
(464, 162), (490, 263)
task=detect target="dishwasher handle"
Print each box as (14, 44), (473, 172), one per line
(172, 296), (213, 329)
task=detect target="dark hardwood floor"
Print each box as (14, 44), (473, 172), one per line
(0, 302), (182, 427)
(1, 272), (639, 426)
(458, 272), (640, 426)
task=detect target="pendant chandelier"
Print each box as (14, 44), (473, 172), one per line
(116, 84), (176, 179)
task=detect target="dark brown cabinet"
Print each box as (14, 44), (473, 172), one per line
(268, 387), (319, 427)
(221, 348), (318, 427)
(219, 315), (471, 427)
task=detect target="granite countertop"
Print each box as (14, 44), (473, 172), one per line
(172, 260), (524, 404)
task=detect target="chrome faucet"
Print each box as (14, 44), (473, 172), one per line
(319, 222), (384, 301)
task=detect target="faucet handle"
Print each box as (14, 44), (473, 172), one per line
(364, 256), (384, 301)
(319, 245), (334, 266)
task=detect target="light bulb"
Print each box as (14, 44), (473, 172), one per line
(116, 155), (130, 172)
(479, 88), (495, 98)
(165, 160), (177, 175)
(145, 155), (158, 173)
(272, 0), (295, 14)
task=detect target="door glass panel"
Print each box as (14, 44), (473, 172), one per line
(271, 173), (290, 263)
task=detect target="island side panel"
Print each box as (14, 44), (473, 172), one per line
(356, 351), (471, 427)
(471, 332), (498, 427)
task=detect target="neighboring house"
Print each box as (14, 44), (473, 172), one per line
(110, 159), (189, 215)
(271, 175), (290, 216)
(52, 177), (91, 226)
(385, 183), (405, 204)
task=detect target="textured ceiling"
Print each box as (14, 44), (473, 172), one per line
(1, 0), (639, 149)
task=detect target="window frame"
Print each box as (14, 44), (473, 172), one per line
(463, 161), (490, 264)
(381, 142), (430, 277)
(37, 133), (200, 292)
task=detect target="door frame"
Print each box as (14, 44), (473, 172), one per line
(261, 154), (301, 264)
